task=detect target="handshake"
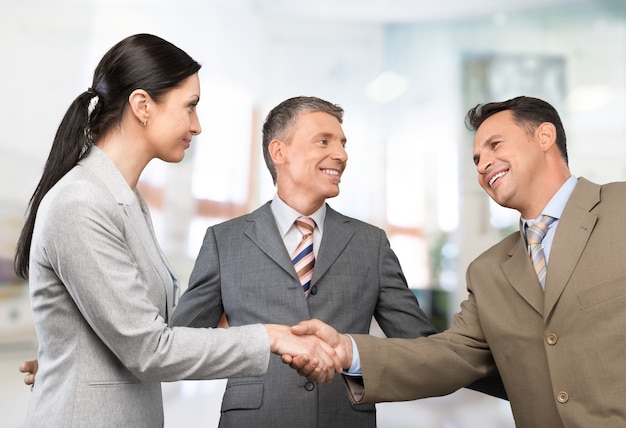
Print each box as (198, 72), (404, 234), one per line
(20, 319), (354, 388)
(265, 319), (353, 384)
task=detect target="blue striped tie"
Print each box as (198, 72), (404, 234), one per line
(526, 215), (556, 288)
(292, 217), (315, 295)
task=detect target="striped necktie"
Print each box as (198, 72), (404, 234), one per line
(526, 215), (556, 288)
(292, 216), (315, 295)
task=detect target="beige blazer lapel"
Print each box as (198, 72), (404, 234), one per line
(544, 178), (599, 318)
(502, 233), (545, 316)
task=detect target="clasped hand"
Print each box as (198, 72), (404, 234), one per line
(275, 319), (353, 383)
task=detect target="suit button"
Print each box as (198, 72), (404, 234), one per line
(556, 391), (569, 403)
(304, 381), (316, 391)
(310, 285), (318, 295)
(545, 333), (558, 345)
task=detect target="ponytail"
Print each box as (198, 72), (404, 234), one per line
(14, 90), (96, 279)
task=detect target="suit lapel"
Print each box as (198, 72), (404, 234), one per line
(135, 191), (178, 313)
(244, 203), (298, 280)
(80, 147), (177, 316)
(543, 178), (599, 317)
(503, 232), (545, 316)
(312, 206), (354, 284)
(243, 203), (355, 286)
(120, 193), (176, 316)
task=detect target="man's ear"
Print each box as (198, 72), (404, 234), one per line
(536, 122), (557, 152)
(128, 89), (151, 125)
(269, 139), (287, 165)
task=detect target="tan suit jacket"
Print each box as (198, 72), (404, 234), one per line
(346, 178), (626, 428)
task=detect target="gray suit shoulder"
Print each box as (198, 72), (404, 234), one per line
(325, 205), (385, 233)
(210, 201), (273, 233)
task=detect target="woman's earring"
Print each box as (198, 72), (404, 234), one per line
(141, 120), (147, 126)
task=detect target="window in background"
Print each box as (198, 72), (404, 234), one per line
(436, 142), (459, 232)
(188, 82), (256, 258)
(191, 82), (253, 205)
(385, 133), (430, 289)
(386, 133), (424, 229)
(388, 233), (430, 289)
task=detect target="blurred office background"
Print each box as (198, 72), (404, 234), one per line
(1, 0), (625, 426)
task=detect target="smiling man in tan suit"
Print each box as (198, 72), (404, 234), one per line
(290, 96), (626, 427)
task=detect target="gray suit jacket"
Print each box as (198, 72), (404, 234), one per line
(346, 178), (626, 428)
(170, 201), (437, 428)
(24, 147), (270, 428)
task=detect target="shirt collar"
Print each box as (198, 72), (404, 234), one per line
(522, 175), (577, 224)
(270, 193), (326, 238)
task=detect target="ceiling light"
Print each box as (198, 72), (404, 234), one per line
(366, 71), (410, 103)
(565, 85), (613, 112)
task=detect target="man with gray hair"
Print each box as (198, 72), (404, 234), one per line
(170, 96), (503, 427)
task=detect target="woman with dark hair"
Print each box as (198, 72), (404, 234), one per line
(15, 34), (338, 427)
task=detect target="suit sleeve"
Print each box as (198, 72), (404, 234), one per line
(371, 228), (438, 338)
(346, 276), (497, 404)
(370, 228), (507, 400)
(40, 188), (268, 382)
(170, 227), (224, 329)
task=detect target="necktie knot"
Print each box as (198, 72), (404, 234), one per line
(295, 216), (315, 236)
(526, 215), (556, 246)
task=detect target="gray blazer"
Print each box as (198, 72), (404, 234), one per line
(170, 201), (437, 428)
(24, 147), (270, 428)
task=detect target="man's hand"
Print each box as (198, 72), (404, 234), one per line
(264, 324), (342, 384)
(19, 359), (38, 388)
(283, 319), (353, 382)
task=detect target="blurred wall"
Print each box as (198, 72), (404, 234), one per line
(1, 0), (625, 335)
